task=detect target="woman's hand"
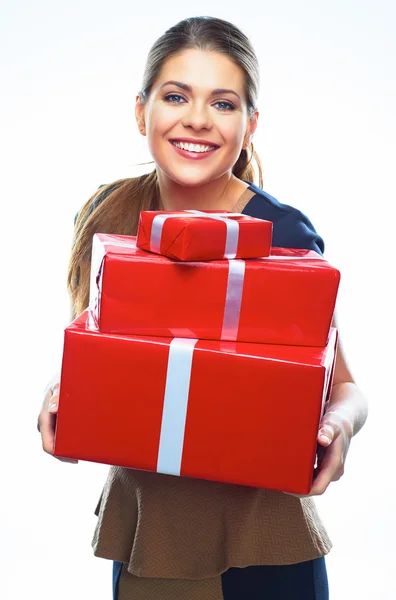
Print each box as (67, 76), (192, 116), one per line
(308, 404), (353, 495)
(37, 377), (78, 464)
(285, 316), (368, 498)
(286, 402), (353, 498)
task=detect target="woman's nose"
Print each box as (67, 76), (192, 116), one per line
(181, 102), (212, 131)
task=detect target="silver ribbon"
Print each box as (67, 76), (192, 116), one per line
(221, 259), (246, 341)
(157, 338), (198, 476)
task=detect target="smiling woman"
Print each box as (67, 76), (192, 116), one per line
(37, 14), (368, 600)
(135, 47), (259, 211)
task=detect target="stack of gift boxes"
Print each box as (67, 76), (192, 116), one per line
(53, 210), (340, 495)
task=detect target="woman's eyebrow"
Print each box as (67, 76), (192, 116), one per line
(159, 80), (241, 99)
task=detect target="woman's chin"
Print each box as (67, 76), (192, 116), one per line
(167, 172), (216, 188)
(164, 165), (230, 188)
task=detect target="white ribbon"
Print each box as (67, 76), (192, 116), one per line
(150, 210), (245, 259)
(221, 260), (246, 341)
(157, 338), (198, 476)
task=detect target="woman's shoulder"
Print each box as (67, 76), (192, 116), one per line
(242, 181), (325, 255)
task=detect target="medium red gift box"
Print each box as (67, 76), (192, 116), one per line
(136, 209), (273, 261)
(53, 311), (338, 494)
(89, 234), (340, 347)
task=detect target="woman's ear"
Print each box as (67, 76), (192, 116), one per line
(243, 110), (259, 149)
(135, 93), (146, 135)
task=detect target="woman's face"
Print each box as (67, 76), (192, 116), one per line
(136, 49), (258, 187)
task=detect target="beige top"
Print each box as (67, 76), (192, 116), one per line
(90, 187), (332, 579)
(92, 468), (331, 579)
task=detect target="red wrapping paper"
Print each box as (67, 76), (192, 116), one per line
(89, 234), (340, 347)
(53, 311), (338, 494)
(136, 210), (273, 261)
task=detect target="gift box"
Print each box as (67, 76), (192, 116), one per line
(53, 311), (338, 494)
(89, 234), (340, 347)
(136, 209), (273, 261)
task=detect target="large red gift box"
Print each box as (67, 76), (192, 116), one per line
(89, 234), (340, 347)
(136, 209), (273, 261)
(53, 311), (338, 494)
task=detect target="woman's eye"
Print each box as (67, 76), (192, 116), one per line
(214, 101), (235, 111)
(163, 94), (186, 104)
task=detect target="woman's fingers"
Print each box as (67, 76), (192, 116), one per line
(309, 436), (345, 495)
(317, 424), (336, 446)
(38, 379), (78, 464)
(40, 411), (56, 454)
(57, 456), (79, 464)
(38, 384), (58, 451)
(284, 429), (349, 497)
(284, 411), (352, 497)
(48, 383), (60, 413)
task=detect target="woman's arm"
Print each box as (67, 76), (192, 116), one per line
(319, 314), (368, 440)
(308, 311), (369, 495)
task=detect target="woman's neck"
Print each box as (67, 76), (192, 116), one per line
(157, 171), (249, 212)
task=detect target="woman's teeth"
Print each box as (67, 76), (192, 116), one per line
(171, 141), (216, 153)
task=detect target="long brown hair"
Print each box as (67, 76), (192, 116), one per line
(68, 16), (264, 318)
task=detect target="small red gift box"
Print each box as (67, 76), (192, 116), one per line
(136, 209), (273, 261)
(89, 234), (340, 347)
(53, 311), (338, 494)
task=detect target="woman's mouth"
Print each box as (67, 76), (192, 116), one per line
(169, 140), (219, 160)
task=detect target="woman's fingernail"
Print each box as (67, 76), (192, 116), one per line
(48, 403), (58, 413)
(319, 434), (331, 445)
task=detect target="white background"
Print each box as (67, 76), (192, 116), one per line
(1, 1), (395, 598)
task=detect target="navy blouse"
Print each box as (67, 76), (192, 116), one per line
(241, 181), (324, 255)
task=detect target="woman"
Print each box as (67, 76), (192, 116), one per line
(37, 16), (368, 600)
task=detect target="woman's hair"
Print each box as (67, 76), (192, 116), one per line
(68, 16), (263, 317)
